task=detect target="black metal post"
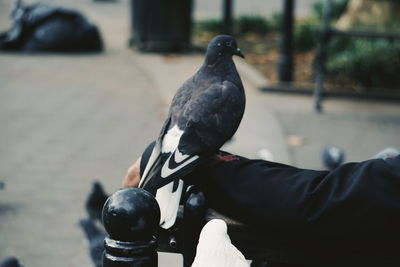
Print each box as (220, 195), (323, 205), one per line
(102, 187), (160, 267)
(182, 187), (206, 267)
(278, 0), (295, 83)
(222, 0), (233, 34)
(313, 0), (332, 113)
(129, 0), (193, 52)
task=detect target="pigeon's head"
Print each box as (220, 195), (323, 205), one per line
(206, 35), (244, 59)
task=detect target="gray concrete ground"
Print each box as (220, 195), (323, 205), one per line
(0, 0), (400, 266)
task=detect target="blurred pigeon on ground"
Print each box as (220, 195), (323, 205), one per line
(79, 218), (106, 267)
(191, 219), (249, 267)
(321, 146), (345, 170)
(0, 257), (22, 267)
(85, 181), (108, 222)
(139, 35), (246, 229)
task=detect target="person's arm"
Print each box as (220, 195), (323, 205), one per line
(188, 153), (400, 244)
(122, 156), (141, 188)
(124, 142), (400, 246)
(122, 141), (156, 188)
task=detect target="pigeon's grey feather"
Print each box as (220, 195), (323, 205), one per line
(139, 35), (246, 229)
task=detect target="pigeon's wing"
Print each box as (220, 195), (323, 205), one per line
(177, 80), (245, 155)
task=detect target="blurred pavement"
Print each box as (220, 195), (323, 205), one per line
(0, 0), (399, 266)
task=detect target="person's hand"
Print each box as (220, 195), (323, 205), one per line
(122, 157), (141, 187)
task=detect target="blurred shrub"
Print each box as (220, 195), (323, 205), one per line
(195, 15), (270, 35)
(294, 18), (319, 52)
(312, 0), (349, 20)
(327, 39), (400, 89)
(235, 15), (269, 35)
(196, 18), (222, 33)
(294, 0), (349, 53)
(269, 12), (283, 32)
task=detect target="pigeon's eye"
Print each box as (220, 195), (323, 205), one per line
(226, 40), (234, 47)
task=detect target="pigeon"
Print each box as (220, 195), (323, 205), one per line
(321, 146), (345, 170)
(0, 257), (22, 267)
(85, 181), (108, 222)
(191, 219), (249, 267)
(139, 35), (246, 229)
(79, 218), (107, 267)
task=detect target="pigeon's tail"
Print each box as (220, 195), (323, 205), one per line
(139, 151), (207, 229)
(139, 150), (209, 194)
(79, 218), (103, 241)
(155, 179), (184, 229)
(139, 140), (212, 229)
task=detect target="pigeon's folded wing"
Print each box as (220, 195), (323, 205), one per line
(178, 80), (245, 155)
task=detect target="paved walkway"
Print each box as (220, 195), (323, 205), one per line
(0, 0), (399, 266)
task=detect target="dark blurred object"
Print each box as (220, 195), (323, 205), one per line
(278, 0), (294, 83)
(102, 187), (160, 266)
(85, 181), (108, 222)
(0, 0), (103, 52)
(222, 0), (232, 35)
(0, 181), (4, 190)
(0, 257), (22, 267)
(129, 0), (192, 52)
(79, 218), (106, 267)
(321, 146), (345, 170)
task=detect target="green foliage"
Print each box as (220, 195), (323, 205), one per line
(195, 15), (270, 35)
(294, 0), (349, 53)
(268, 12), (283, 32)
(196, 18), (222, 33)
(235, 15), (269, 35)
(312, 0), (349, 20)
(294, 18), (319, 52)
(327, 39), (400, 89)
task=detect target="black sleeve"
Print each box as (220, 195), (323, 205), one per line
(139, 143), (400, 246)
(187, 152), (400, 245)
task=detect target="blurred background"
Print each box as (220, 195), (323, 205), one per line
(0, 0), (399, 266)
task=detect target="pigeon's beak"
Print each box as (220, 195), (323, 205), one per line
(234, 48), (245, 58)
